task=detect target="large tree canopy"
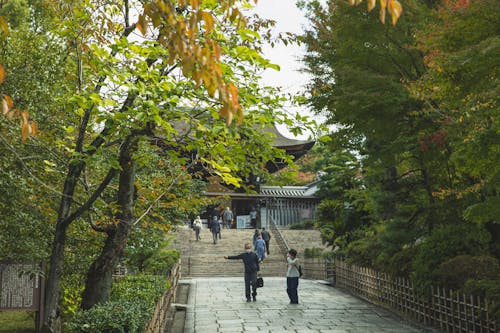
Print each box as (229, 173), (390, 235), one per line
(1, 1), (310, 331)
(300, 0), (499, 296)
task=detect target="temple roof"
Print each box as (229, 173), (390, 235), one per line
(265, 126), (315, 149)
(203, 182), (320, 199)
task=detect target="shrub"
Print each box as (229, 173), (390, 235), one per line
(436, 255), (499, 290)
(66, 298), (154, 333)
(384, 246), (419, 278)
(66, 275), (169, 333)
(289, 219), (315, 230)
(143, 249), (180, 276)
(304, 247), (324, 258)
(463, 279), (500, 320)
(345, 236), (382, 267)
(412, 223), (491, 294)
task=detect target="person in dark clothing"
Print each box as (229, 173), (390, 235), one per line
(261, 228), (271, 255)
(224, 243), (260, 302)
(211, 217), (221, 244)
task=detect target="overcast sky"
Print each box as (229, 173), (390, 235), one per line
(251, 0), (318, 139)
(253, 0), (309, 95)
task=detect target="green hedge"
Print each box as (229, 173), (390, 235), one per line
(66, 275), (169, 333)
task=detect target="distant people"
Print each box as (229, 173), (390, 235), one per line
(252, 229), (261, 248)
(193, 216), (202, 241)
(224, 243), (260, 302)
(261, 228), (271, 255)
(249, 206), (258, 228)
(217, 216), (223, 239)
(254, 235), (266, 262)
(210, 217), (221, 244)
(286, 248), (300, 304)
(222, 206), (234, 229)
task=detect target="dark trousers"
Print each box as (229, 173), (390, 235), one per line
(244, 271), (257, 300)
(264, 240), (270, 254)
(212, 231), (218, 244)
(287, 277), (299, 304)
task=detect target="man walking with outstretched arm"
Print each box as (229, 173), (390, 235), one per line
(224, 243), (260, 302)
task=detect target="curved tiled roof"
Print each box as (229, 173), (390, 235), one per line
(260, 183), (319, 198)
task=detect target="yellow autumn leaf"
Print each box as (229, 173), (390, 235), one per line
(388, 0), (403, 25)
(202, 11), (214, 33)
(379, 7), (386, 24)
(228, 82), (239, 107)
(225, 107), (234, 125)
(0, 64), (5, 84)
(21, 121), (30, 142)
(2, 94), (13, 109)
(0, 16), (8, 38)
(30, 121), (39, 136)
(2, 97), (8, 116)
(21, 110), (29, 124)
(367, 0), (376, 11)
(136, 15), (147, 35)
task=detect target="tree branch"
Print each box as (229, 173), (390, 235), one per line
(61, 167), (119, 225)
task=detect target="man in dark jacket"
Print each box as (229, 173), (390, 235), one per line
(211, 217), (221, 244)
(224, 243), (260, 302)
(261, 228), (271, 255)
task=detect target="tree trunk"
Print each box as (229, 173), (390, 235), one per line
(80, 136), (138, 309)
(80, 222), (132, 309)
(41, 162), (84, 333)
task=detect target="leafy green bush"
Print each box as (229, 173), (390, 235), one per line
(143, 249), (180, 276)
(304, 247), (324, 258)
(345, 236), (382, 267)
(384, 246), (419, 278)
(436, 255), (499, 290)
(289, 219), (315, 230)
(412, 223), (491, 294)
(66, 299), (153, 333)
(111, 275), (169, 303)
(463, 279), (500, 320)
(66, 275), (169, 333)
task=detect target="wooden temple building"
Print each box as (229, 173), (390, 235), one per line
(202, 126), (320, 229)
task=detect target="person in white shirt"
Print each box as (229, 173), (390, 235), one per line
(193, 216), (202, 241)
(286, 248), (300, 304)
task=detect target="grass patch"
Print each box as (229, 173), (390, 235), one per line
(0, 311), (35, 333)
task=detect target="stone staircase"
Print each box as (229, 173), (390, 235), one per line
(169, 226), (327, 278)
(280, 229), (329, 257)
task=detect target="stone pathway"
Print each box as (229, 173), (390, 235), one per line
(183, 277), (436, 333)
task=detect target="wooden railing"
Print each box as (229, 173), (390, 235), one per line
(334, 259), (498, 333)
(145, 260), (182, 333)
(268, 216), (289, 260)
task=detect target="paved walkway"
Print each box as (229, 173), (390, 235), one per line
(183, 277), (436, 333)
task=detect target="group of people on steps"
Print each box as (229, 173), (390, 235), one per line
(191, 207), (300, 304)
(225, 245), (300, 304)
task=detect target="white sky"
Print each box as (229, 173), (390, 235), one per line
(251, 0), (318, 139)
(253, 0), (309, 95)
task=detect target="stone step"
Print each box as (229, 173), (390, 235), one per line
(170, 227), (325, 278)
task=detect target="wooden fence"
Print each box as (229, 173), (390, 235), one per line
(145, 260), (182, 333)
(334, 259), (498, 333)
(301, 258), (335, 283)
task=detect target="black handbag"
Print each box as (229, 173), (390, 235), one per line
(256, 276), (264, 288)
